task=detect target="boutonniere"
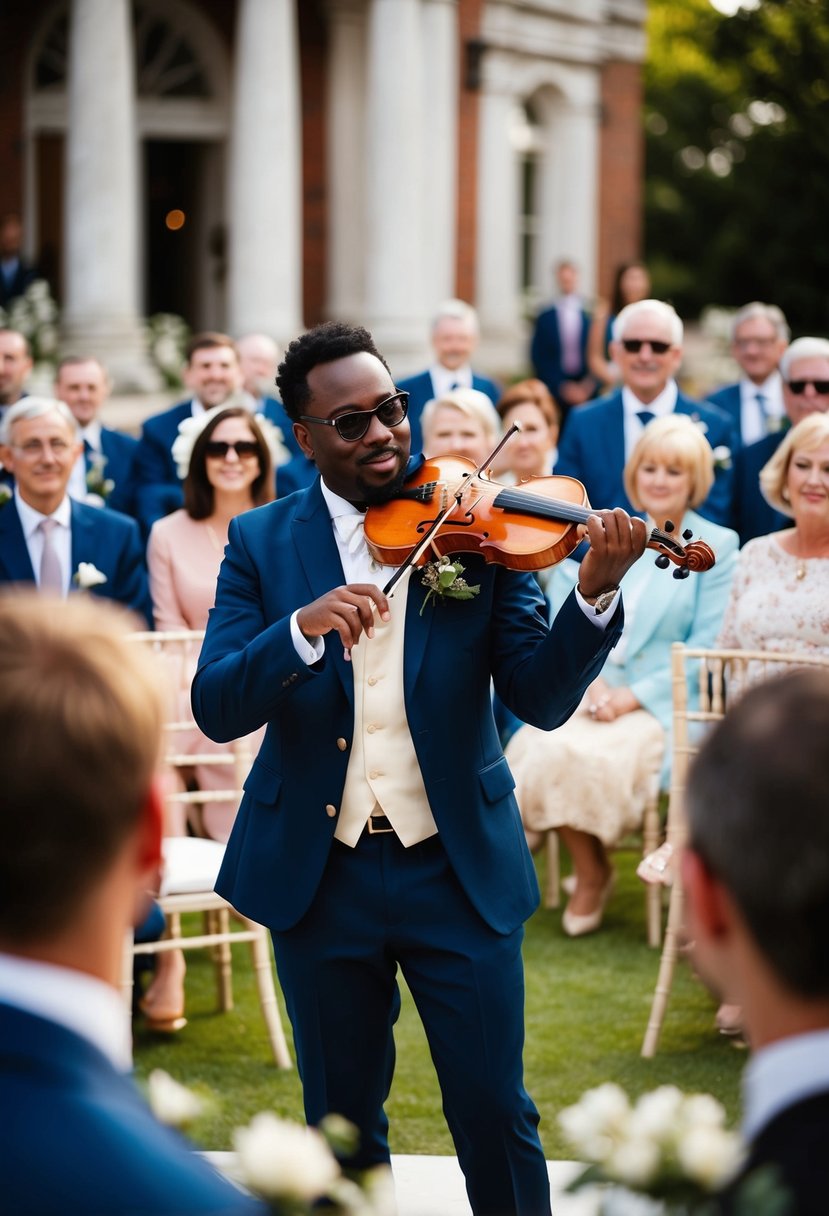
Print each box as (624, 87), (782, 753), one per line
(0, 484), (11, 508)
(420, 556), (480, 615)
(711, 444), (732, 471)
(85, 451), (115, 502)
(73, 562), (108, 589)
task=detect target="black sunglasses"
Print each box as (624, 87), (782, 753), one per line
(299, 391), (409, 442)
(621, 338), (672, 355)
(205, 440), (260, 459)
(788, 379), (829, 395)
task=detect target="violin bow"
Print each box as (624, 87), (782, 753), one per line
(381, 424), (522, 596)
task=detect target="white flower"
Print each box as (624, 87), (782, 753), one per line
(711, 444), (732, 470)
(73, 562), (107, 589)
(628, 1085), (685, 1140)
(677, 1123), (744, 1190)
(559, 1083), (631, 1161)
(147, 1069), (204, 1127)
(679, 1092), (727, 1130)
(233, 1111), (341, 1202)
(606, 1133), (662, 1187)
(0, 484), (11, 507)
(171, 403), (289, 480)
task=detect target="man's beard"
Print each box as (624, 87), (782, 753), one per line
(355, 456), (408, 507)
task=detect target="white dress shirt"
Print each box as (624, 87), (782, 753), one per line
(743, 1029), (829, 1141)
(739, 372), (785, 446)
(557, 293), (586, 376)
(67, 418), (103, 502)
(15, 488), (73, 595)
(622, 380), (679, 461)
(0, 951), (133, 1072)
(429, 363), (472, 400)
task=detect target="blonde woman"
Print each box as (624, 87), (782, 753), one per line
(421, 387), (501, 466)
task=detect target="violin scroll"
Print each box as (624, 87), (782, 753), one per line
(649, 519), (716, 579)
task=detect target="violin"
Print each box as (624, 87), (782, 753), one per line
(364, 452), (716, 594)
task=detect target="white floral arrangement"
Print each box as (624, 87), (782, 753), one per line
(0, 279), (59, 369)
(419, 556), (480, 614)
(85, 451), (115, 505)
(0, 483), (11, 508)
(171, 403), (290, 481)
(558, 1083), (745, 1214)
(73, 562), (107, 589)
(146, 312), (191, 388)
(710, 444), (732, 471)
(146, 1071), (394, 1215)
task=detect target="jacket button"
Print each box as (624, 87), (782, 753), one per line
(336, 738), (348, 751)
(325, 804), (337, 817)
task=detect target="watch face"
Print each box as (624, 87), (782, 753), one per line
(594, 590), (616, 613)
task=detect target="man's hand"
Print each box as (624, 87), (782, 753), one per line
(577, 508), (648, 598)
(296, 584), (391, 661)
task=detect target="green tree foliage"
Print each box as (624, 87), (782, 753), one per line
(645, 0), (829, 333)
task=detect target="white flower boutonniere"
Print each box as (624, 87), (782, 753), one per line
(85, 451), (115, 502)
(147, 1069), (204, 1128)
(711, 444), (732, 471)
(420, 556), (481, 615)
(0, 483), (11, 508)
(73, 562), (107, 589)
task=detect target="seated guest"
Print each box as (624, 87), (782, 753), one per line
(555, 298), (736, 527)
(529, 259), (596, 420)
(235, 331), (302, 459)
(586, 260), (651, 392)
(148, 406), (276, 841)
(56, 355), (139, 516)
(706, 302), (789, 449)
(495, 378), (561, 481)
(0, 592), (265, 1215)
(421, 386), (501, 467)
(0, 398), (151, 625)
(507, 415), (738, 935)
(683, 669), (829, 1216)
(397, 299), (500, 453)
(731, 336), (829, 544)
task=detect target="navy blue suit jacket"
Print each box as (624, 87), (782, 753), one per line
(260, 395), (303, 459)
(396, 370), (501, 455)
(192, 466), (623, 936)
(276, 453), (317, 499)
(0, 1002), (263, 1215)
(530, 304), (592, 402)
(0, 497), (152, 626)
(133, 399), (192, 534)
(706, 383), (743, 447)
(95, 426), (140, 517)
(731, 428), (789, 544)
(553, 388), (737, 527)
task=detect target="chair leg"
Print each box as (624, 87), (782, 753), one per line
(214, 908), (234, 1011)
(643, 788), (662, 948)
(248, 922), (292, 1069)
(641, 880), (685, 1057)
(543, 830), (561, 909)
(122, 929), (136, 1015)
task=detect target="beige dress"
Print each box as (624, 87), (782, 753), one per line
(147, 510), (262, 841)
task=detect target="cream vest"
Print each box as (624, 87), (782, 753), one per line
(334, 572), (438, 847)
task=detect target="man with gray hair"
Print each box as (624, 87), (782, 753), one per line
(683, 668), (829, 1216)
(0, 397), (151, 623)
(555, 298), (736, 526)
(707, 302), (790, 448)
(731, 335), (829, 543)
(397, 299), (501, 454)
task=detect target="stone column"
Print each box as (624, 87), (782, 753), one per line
(325, 0), (367, 322)
(421, 0), (458, 308)
(227, 0), (302, 345)
(63, 0), (160, 390)
(537, 89), (600, 299)
(475, 84), (522, 368)
(364, 0), (427, 369)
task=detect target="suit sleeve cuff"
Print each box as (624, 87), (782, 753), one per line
(574, 586), (621, 632)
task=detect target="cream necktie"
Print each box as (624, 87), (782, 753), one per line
(38, 518), (63, 594)
(334, 512), (369, 558)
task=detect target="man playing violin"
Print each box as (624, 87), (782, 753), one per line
(192, 321), (647, 1216)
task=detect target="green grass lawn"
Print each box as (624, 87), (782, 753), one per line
(133, 848), (746, 1157)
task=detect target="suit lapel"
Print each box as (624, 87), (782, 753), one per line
(0, 501), (36, 581)
(69, 499), (95, 574)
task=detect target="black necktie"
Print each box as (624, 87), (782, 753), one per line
(637, 410), (655, 427)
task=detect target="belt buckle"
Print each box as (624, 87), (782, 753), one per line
(367, 815), (394, 835)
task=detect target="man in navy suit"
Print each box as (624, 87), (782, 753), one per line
(683, 669), (829, 1216)
(397, 299), (500, 454)
(0, 327), (32, 415)
(706, 302), (789, 449)
(554, 299), (736, 527)
(192, 320), (648, 1215)
(0, 592), (264, 1216)
(0, 213), (38, 308)
(530, 259), (596, 423)
(0, 398), (151, 624)
(56, 355), (139, 516)
(731, 336), (829, 544)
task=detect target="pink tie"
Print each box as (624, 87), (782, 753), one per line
(38, 518), (63, 594)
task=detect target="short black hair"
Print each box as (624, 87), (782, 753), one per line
(276, 321), (390, 422)
(687, 669), (829, 998)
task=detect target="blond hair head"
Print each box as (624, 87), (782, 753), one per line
(624, 414), (715, 511)
(760, 413), (829, 517)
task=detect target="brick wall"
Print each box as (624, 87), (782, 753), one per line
(455, 0), (483, 304)
(597, 59), (644, 300)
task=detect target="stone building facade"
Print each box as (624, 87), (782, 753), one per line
(0, 0), (646, 386)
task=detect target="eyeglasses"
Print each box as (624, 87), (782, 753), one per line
(734, 336), (776, 350)
(12, 438), (74, 458)
(299, 391), (409, 443)
(788, 380), (829, 395)
(621, 339), (673, 355)
(204, 440), (260, 459)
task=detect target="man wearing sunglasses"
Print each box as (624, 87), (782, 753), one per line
(555, 298), (736, 527)
(193, 320), (648, 1216)
(732, 336), (829, 544)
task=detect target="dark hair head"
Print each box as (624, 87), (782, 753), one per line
(276, 321), (390, 422)
(496, 378), (561, 429)
(183, 407), (274, 519)
(687, 668), (829, 999)
(185, 331), (237, 364)
(610, 260), (650, 316)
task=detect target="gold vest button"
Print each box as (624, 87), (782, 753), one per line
(325, 803), (337, 817)
(367, 723), (377, 734)
(336, 738), (348, 751)
(367, 676), (378, 686)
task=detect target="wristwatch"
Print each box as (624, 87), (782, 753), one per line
(578, 584), (619, 615)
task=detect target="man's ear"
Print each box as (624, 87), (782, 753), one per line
(682, 847), (732, 940)
(136, 776), (165, 877)
(293, 420), (315, 462)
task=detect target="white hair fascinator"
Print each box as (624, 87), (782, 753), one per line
(171, 400), (290, 480)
